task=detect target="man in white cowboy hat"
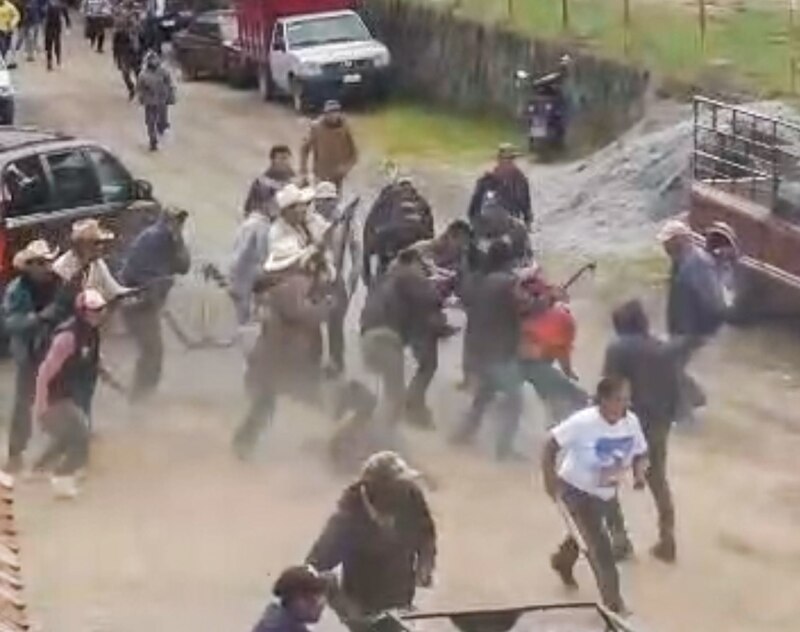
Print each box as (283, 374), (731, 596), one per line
(53, 218), (131, 303)
(658, 218), (725, 424)
(232, 190), (335, 460)
(313, 180), (362, 375)
(2, 239), (67, 474)
(307, 450), (436, 625)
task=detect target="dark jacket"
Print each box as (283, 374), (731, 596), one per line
(43, 0), (68, 32)
(244, 165), (295, 216)
(3, 274), (66, 365)
(471, 212), (531, 269)
(666, 245), (725, 338)
(307, 480), (436, 614)
(468, 167), (532, 225)
(462, 269), (522, 368)
(112, 27), (141, 72)
(360, 265), (445, 345)
(362, 184), (434, 287)
(604, 334), (682, 427)
(251, 603), (310, 632)
(120, 218), (191, 309)
(47, 317), (100, 414)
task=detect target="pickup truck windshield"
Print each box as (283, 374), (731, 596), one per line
(286, 14), (371, 50)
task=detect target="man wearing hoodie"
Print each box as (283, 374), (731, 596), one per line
(136, 51), (175, 152)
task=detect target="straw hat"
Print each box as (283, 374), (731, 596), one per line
(314, 181), (339, 200)
(276, 184), (315, 212)
(12, 239), (57, 271)
(71, 218), (114, 243)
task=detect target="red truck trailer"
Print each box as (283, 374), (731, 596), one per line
(235, 0), (391, 111)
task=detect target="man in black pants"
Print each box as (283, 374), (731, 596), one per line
(542, 377), (648, 615)
(603, 299), (682, 563)
(43, 0), (69, 70)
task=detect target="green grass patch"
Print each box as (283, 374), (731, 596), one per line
(352, 100), (518, 163)
(424, 0), (800, 97)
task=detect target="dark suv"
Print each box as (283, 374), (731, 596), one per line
(0, 127), (161, 283)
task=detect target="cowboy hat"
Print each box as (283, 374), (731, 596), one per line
(314, 181), (339, 200)
(276, 184), (315, 212)
(12, 239), (57, 271)
(71, 218), (114, 243)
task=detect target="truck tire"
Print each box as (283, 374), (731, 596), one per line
(290, 78), (309, 114)
(258, 66), (274, 102)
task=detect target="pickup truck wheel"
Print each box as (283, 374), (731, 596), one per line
(258, 66), (276, 101)
(290, 79), (309, 114)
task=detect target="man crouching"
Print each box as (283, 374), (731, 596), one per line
(307, 451), (436, 629)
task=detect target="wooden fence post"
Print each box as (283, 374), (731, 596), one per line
(562, 0), (570, 31)
(507, 0), (514, 20)
(698, 0), (707, 50)
(623, 0), (631, 56)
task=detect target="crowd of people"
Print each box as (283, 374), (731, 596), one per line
(0, 12), (731, 624)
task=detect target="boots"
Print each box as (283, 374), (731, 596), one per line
(650, 537), (676, 563)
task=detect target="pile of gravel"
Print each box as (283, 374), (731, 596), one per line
(531, 100), (800, 256)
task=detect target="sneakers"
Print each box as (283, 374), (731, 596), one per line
(550, 553), (578, 589)
(650, 539), (677, 563)
(50, 476), (79, 500)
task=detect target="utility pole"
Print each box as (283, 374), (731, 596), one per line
(698, 0), (707, 50)
(562, 0), (570, 30)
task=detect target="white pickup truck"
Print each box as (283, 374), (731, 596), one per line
(237, 0), (392, 112)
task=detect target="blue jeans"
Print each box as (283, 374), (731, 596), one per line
(456, 360), (522, 459)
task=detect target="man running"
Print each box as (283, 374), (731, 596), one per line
(542, 376), (648, 615)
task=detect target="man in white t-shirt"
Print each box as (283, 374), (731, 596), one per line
(541, 376), (648, 615)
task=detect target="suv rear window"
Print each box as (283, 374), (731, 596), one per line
(3, 156), (50, 218)
(46, 149), (102, 209)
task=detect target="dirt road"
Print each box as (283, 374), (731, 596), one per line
(5, 32), (800, 632)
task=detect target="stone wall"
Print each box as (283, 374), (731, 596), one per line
(361, 0), (651, 148)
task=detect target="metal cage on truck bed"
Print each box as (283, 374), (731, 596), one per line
(692, 96), (800, 214)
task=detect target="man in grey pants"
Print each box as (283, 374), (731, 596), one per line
(137, 51), (176, 151)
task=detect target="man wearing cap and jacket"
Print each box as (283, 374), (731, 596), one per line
(468, 144), (532, 228)
(120, 208), (191, 403)
(307, 451), (436, 627)
(251, 565), (328, 632)
(658, 219), (725, 423)
(300, 100), (358, 191)
(232, 184), (335, 460)
(2, 240), (69, 474)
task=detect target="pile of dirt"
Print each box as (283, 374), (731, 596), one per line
(533, 100), (800, 256)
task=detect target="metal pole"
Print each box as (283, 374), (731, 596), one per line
(698, 0), (707, 50)
(623, 0), (631, 56)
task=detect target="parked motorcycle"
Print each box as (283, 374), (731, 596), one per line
(514, 66), (569, 157)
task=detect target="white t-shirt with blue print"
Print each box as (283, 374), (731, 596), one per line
(552, 406), (648, 500)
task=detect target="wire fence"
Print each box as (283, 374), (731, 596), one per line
(454, 0), (800, 95)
